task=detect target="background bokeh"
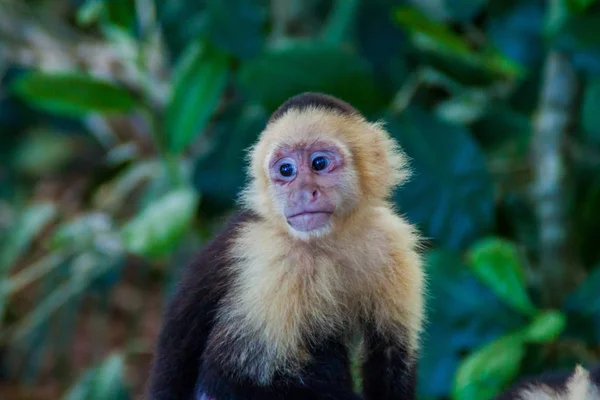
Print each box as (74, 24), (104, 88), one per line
(1, 0), (600, 399)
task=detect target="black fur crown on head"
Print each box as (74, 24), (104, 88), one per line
(269, 92), (359, 123)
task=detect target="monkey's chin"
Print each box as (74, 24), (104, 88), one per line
(288, 224), (333, 241)
(285, 213), (334, 241)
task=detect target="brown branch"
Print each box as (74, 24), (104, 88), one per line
(532, 51), (583, 307)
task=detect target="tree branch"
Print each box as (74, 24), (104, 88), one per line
(532, 51), (583, 307)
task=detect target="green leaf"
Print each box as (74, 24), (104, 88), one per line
(395, 6), (472, 55)
(63, 353), (129, 400)
(408, 0), (488, 21)
(419, 250), (525, 398)
(76, 0), (105, 27)
(564, 267), (600, 315)
(238, 40), (385, 115)
(394, 6), (524, 79)
(8, 252), (117, 342)
(193, 104), (266, 214)
(11, 72), (138, 117)
(567, 0), (598, 12)
(0, 251), (70, 297)
(435, 89), (490, 124)
(486, 0), (545, 69)
(467, 237), (536, 315)
(165, 41), (229, 153)
(51, 213), (119, 252)
(582, 77), (600, 146)
(205, 0), (265, 59)
(522, 310), (567, 343)
(0, 203), (57, 270)
(121, 188), (199, 258)
(321, 0), (360, 45)
(452, 333), (525, 400)
(12, 129), (75, 176)
(387, 107), (495, 250)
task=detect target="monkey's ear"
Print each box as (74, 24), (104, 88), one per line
(354, 121), (410, 201)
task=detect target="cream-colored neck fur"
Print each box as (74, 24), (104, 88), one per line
(211, 205), (424, 383)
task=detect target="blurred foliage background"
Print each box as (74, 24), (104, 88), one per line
(1, 0), (600, 399)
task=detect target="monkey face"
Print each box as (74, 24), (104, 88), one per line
(243, 104), (408, 240)
(267, 140), (354, 235)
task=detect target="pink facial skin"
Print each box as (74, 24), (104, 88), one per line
(268, 141), (345, 233)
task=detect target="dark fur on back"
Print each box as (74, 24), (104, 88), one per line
(268, 92), (359, 123)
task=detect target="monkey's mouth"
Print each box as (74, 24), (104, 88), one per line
(286, 211), (333, 232)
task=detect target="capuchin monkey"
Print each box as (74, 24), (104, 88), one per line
(146, 92), (425, 400)
(496, 364), (600, 400)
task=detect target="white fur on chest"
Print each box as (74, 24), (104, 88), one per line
(211, 220), (393, 383)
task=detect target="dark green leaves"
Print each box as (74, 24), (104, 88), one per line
(394, 6), (524, 79)
(165, 42), (230, 153)
(193, 104), (267, 213)
(238, 40), (384, 115)
(486, 0), (545, 68)
(388, 108), (495, 250)
(564, 267), (600, 315)
(467, 237), (536, 315)
(419, 250), (524, 397)
(205, 0), (265, 59)
(121, 188), (199, 258)
(11, 72), (139, 117)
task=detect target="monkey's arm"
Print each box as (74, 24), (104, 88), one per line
(361, 326), (418, 400)
(146, 261), (223, 400)
(146, 213), (249, 400)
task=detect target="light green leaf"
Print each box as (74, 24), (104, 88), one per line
(63, 353), (129, 400)
(521, 310), (567, 343)
(467, 237), (536, 315)
(121, 188), (199, 258)
(321, 0), (360, 45)
(165, 41), (229, 153)
(0, 203), (57, 270)
(0, 251), (70, 297)
(11, 72), (138, 117)
(8, 252), (115, 342)
(51, 213), (119, 253)
(452, 333), (525, 400)
(76, 0), (105, 27)
(12, 129), (74, 176)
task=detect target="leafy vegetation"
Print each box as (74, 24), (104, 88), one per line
(1, 0), (600, 399)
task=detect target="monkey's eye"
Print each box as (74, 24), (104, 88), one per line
(279, 163), (296, 178)
(311, 154), (330, 172)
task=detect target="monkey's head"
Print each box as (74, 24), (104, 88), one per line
(242, 92), (409, 240)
